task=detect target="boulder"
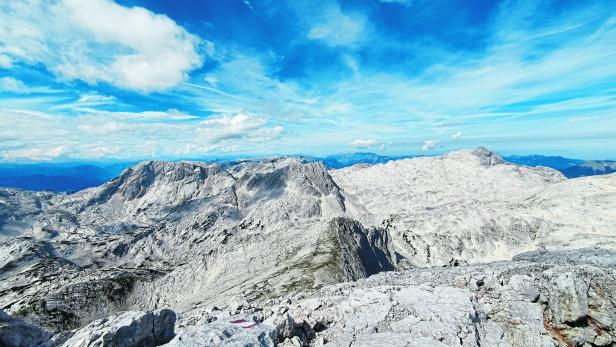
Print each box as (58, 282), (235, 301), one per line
(61, 309), (176, 347)
(167, 317), (276, 347)
(0, 310), (52, 347)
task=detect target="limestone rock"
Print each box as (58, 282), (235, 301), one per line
(167, 318), (276, 347)
(262, 249), (615, 347)
(60, 309), (176, 347)
(0, 310), (52, 347)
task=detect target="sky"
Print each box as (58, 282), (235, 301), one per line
(0, 0), (615, 163)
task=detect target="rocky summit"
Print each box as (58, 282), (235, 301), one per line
(0, 148), (615, 346)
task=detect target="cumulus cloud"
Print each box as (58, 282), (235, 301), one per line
(451, 131), (462, 141)
(350, 139), (376, 148)
(0, 77), (29, 93)
(0, 0), (203, 92)
(198, 113), (283, 142)
(421, 139), (439, 151)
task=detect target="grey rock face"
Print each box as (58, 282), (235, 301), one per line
(323, 217), (394, 281)
(0, 310), (52, 347)
(256, 250), (615, 347)
(167, 318), (276, 347)
(1, 158), (367, 332)
(331, 149), (616, 267)
(61, 309), (176, 347)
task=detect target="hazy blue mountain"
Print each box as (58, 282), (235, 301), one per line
(561, 160), (616, 178)
(0, 164), (120, 192)
(320, 152), (413, 169)
(503, 155), (584, 170)
(100, 162), (140, 177)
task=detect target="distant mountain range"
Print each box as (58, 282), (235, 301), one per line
(503, 154), (584, 170)
(504, 155), (616, 178)
(318, 152), (413, 169)
(560, 160), (616, 178)
(0, 152), (614, 192)
(0, 162), (136, 192)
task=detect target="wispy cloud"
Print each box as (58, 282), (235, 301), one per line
(0, 77), (29, 94)
(349, 139), (376, 148)
(0, 54), (11, 68)
(0, 108), (284, 161)
(306, 3), (366, 47)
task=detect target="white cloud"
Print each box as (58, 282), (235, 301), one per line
(343, 54), (361, 77)
(50, 93), (118, 110)
(204, 75), (218, 86)
(77, 93), (116, 104)
(79, 108), (199, 122)
(2, 145), (69, 161)
(243, 0), (254, 10)
(0, 0), (203, 92)
(0, 54), (11, 68)
(77, 122), (126, 135)
(198, 113), (282, 142)
(350, 139), (376, 148)
(307, 4), (366, 47)
(451, 131), (462, 141)
(0, 108), (285, 161)
(324, 103), (352, 114)
(184, 53), (316, 117)
(421, 139), (439, 151)
(379, 141), (392, 151)
(379, 0), (413, 5)
(379, 0), (414, 6)
(0, 77), (28, 93)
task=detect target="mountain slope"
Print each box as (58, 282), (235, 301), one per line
(1, 148), (616, 345)
(331, 147), (616, 267)
(503, 154), (584, 170)
(0, 164), (117, 192)
(561, 160), (616, 178)
(0, 158), (394, 332)
(319, 153), (410, 169)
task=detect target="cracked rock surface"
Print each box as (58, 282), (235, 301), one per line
(252, 249), (616, 346)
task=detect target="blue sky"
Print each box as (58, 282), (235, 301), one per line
(0, 0), (615, 162)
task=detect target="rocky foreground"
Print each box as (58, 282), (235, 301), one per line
(1, 148), (615, 346)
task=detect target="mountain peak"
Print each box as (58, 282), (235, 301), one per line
(442, 147), (504, 167)
(470, 147), (504, 165)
